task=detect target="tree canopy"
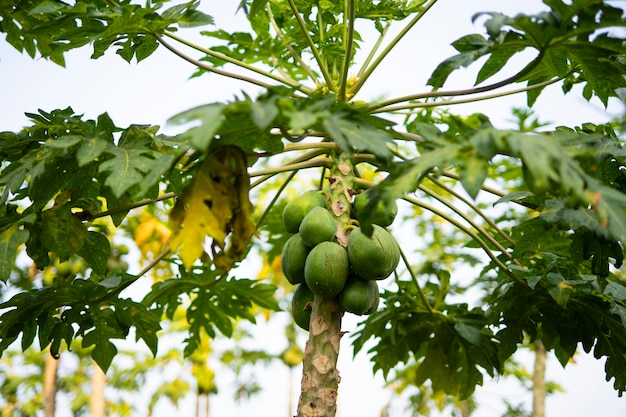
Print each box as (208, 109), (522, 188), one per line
(0, 1), (625, 416)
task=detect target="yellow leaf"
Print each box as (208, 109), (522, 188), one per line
(169, 146), (255, 269)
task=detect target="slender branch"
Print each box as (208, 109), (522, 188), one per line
(371, 75), (565, 113)
(137, 247), (172, 278)
(349, 0), (439, 96)
(254, 170), (299, 230)
(370, 51), (545, 110)
(250, 149), (330, 188)
(77, 192), (176, 222)
(426, 176), (516, 246)
(356, 21), (391, 79)
(267, 5), (321, 85)
(442, 171), (541, 210)
(156, 35), (275, 89)
(90, 247), (172, 305)
(418, 183), (518, 264)
(163, 31), (311, 94)
(399, 246), (434, 314)
(287, 0), (336, 90)
(338, 0), (356, 102)
(283, 142), (338, 152)
(401, 194), (523, 284)
(250, 158), (331, 177)
(352, 177), (522, 283)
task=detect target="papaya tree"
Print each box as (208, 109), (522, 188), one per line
(1, 1), (626, 417)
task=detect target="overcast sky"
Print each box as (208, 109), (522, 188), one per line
(1, 1), (625, 416)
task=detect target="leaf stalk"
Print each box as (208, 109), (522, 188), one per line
(287, 0), (336, 90)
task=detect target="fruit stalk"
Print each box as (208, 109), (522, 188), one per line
(296, 153), (355, 417)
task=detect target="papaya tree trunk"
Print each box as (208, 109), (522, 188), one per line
(296, 153), (354, 417)
(531, 340), (547, 417)
(297, 296), (343, 417)
(89, 362), (107, 417)
(43, 353), (59, 417)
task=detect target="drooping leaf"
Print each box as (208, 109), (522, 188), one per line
(169, 145), (255, 270)
(457, 148), (489, 199)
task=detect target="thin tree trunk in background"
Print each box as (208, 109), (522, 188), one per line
(459, 400), (470, 417)
(43, 354), (59, 417)
(1, 401), (15, 417)
(531, 340), (547, 417)
(288, 366), (294, 417)
(89, 363), (107, 417)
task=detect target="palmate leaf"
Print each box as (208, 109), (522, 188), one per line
(142, 266), (279, 358)
(211, 98), (284, 154)
(0, 272), (160, 371)
(169, 145), (255, 270)
(323, 113), (394, 163)
(470, 127), (626, 242)
(457, 147), (489, 199)
(353, 286), (499, 399)
(427, 34), (492, 89)
(0, 110), (179, 265)
(99, 148), (156, 198)
(571, 229), (624, 278)
(430, 1), (626, 105)
(0, 0), (213, 64)
(39, 202), (88, 262)
(82, 308), (125, 372)
(161, 0), (214, 28)
(492, 278), (626, 395)
(360, 143), (460, 233)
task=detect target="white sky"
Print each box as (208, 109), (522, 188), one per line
(1, 1), (625, 416)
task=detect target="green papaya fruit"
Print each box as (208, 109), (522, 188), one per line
(347, 225), (400, 280)
(304, 241), (349, 298)
(299, 206), (337, 247)
(281, 233), (310, 285)
(291, 283), (315, 331)
(364, 287), (380, 315)
(282, 190), (326, 233)
(338, 275), (379, 315)
(353, 190), (397, 227)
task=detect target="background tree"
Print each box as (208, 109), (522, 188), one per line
(1, 1), (625, 417)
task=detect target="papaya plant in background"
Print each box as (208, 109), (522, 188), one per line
(1, 1), (625, 417)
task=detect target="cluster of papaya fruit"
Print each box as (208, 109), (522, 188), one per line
(281, 189), (400, 330)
